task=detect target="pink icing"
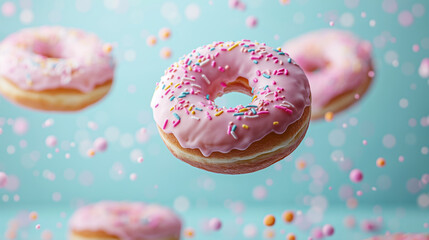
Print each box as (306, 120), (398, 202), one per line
(367, 234), (429, 240)
(0, 26), (115, 92)
(69, 202), (182, 240)
(151, 41), (311, 157)
(283, 30), (373, 112)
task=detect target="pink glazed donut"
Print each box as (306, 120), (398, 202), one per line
(0, 26), (115, 111)
(69, 202), (182, 240)
(365, 233), (429, 240)
(284, 30), (374, 120)
(151, 40), (311, 174)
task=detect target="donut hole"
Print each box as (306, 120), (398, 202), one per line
(299, 58), (329, 74)
(214, 77), (253, 108)
(32, 40), (65, 59)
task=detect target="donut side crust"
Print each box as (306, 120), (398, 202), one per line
(69, 230), (180, 240)
(158, 105), (311, 174)
(0, 76), (112, 112)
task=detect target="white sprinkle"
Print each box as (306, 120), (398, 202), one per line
(191, 84), (202, 88)
(191, 116), (200, 120)
(202, 74), (210, 84)
(244, 115), (259, 118)
(231, 131), (238, 140)
(183, 77), (195, 81)
(199, 59), (210, 66)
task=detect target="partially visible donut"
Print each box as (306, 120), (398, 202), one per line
(151, 40), (311, 174)
(284, 30), (374, 120)
(365, 233), (429, 240)
(69, 201), (182, 240)
(0, 26), (115, 111)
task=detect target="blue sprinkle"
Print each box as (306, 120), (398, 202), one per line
(262, 73), (271, 79)
(248, 49), (255, 52)
(251, 108), (257, 114)
(169, 96), (175, 101)
(195, 107), (203, 111)
(210, 47), (215, 51)
(264, 85), (269, 90)
(173, 113), (181, 120)
(232, 125), (237, 132)
(162, 84), (165, 90)
(278, 52), (285, 55)
(287, 58), (292, 63)
(233, 113), (245, 116)
(195, 62), (200, 66)
(251, 88), (254, 94)
(273, 49), (279, 52)
(183, 92), (190, 95)
(187, 60), (192, 66)
(246, 105), (258, 108)
(253, 60), (258, 64)
(206, 94), (210, 100)
(178, 95), (186, 98)
(244, 44), (249, 47)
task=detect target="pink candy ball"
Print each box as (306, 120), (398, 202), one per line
(246, 16), (258, 28)
(45, 136), (57, 147)
(311, 227), (324, 239)
(322, 224), (335, 236)
(349, 169), (363, 183)
(209, 218), (222, 231)
(361, 220), (378, 232)
(0, 172), (7, 188)
(93, 137), (108, 152)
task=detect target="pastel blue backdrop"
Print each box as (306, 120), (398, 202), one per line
(0, 0), (428, 239)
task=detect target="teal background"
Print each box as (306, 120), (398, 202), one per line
(0, 0), (428, 239)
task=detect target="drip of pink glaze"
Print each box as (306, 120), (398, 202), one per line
(151, 41), (311, 157)
(69, 202), (182, 240)
(0, 26), (115, 92)
(283, 29), (374, 112)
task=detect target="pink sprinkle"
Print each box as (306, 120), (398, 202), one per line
(93, 138), (108, 152)
(221, 48), (227, 51)
(215, 52), (220, 57)
(272, 81), (276, 85)
(256, 70), (261, 76)
(221, 82), (227, 87)
(35, 224), (41, 229)
(274, 105), (292, 114)
(227, 109), (236, 112)
(163, 119), (168, 129)
(258, 111), (269, 114)
(154, 104), (159, 108)
(45, 136), (57, 147)
(285, 69), (288, 75)
(237, 116), (242, 120)
(206, 112), (212, 120)
(218, 66), (225, 72)
(253, 78), (258, 83)
(211, 61), (216, 67)
(173, 120), (180, 127)
(227, 125), (232, 135)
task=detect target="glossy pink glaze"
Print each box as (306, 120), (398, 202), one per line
(151, 41), (311, 157)
(69, 202), (182, 240)
(367, 234), (429, 240)
(0, 26), (115, 92)
(283, 30), (373, 112)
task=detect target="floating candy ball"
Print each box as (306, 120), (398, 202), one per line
(0, 172), (7, 188)
(35, 224), (41, 229)
(311, 227), (324, 239)
(349, 169), (363, 183)
(45, 136), (57, 147)
(324, 112), (334, 122)
(208, 218), (222, 231)
(264, 229), (275, 238)
(158, 28), (171, 40)
(282, 211), (294, 223)
(93, 137), (108, 152)
(160, 47), (172, 59)
(322, 224), (335, 236)
(361, 220), (378, 232)
(243, 224), (258, 238)
(87, 149), (95, 157)
(246, 16), (258, 28)
(376, 157), (386, 167)
(263, 214), (276, 226)
(419, 58), (429, 78)
(29, 211), (38, 221)
(102, 43), (113, 54)
(286, 233), (296, 240)
(229, 0), (246, 10)
(184, 228), (195, 238)
(146, 35), (157, 46)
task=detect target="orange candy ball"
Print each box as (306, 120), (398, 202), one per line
(287, 233), (296, 240)
(376, 157), (386, 167)
(29, 211), (38, 221)
(263, 214), (276, 226)
(184, 228), (195, 238)
(324, 111), (334, 122)
(282, 211), (294, 223)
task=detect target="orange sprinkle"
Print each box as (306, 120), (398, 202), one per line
(103, 43), (113, 54)
(29, 212), (38, 221)
(263, 214), (276, 226)
(87, 149), (95, 157)
(296, 159), (306, 170)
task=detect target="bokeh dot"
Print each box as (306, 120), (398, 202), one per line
(398, 11), (414, 27)
(20, 9), (34, 24)
(2, 2), (16, 17)
(185, 4), (200, 20)
(412, 3), (425, 17)
(382, 0), (397, 13)
(382, 134), (396, 148)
